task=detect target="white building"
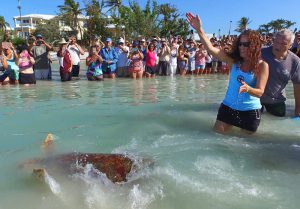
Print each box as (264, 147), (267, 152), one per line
(13, 14), (116, 40)
(13, 14), (55, 38)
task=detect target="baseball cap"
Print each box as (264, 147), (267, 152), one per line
(36, 34), (43, 39)
(106, 37), (112, 42)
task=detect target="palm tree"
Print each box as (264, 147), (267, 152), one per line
(235, 17), (251, 33)
(104, 0), (122, 16)
(269, 19), (286, 32)
(258, 23), (272, 34)
(58, 0), (84, 39)
(0, 16), (10, 32)
(283, 20), (296, 29)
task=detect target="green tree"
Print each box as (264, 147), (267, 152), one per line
(269, 19), (286, 32)
(116, 0), (161, 39)
(84, 0), (110, 44)
(58, 0), (84, 39)
(158, 3), (189, 38)
(258, 23), (272, 34)
(104, 0), (122, 15)
(0, 16), (10, 32)
(283, 20), (296, 29)
(109, 0), (188, 40)
(32, 17), (62, 44)
(235, 17), (251, 33)
(258, 19), (296, 34)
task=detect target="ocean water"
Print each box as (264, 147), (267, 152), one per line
(0, 67), (299, 209)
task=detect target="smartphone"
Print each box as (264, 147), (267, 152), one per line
(1, 42), (12, 49)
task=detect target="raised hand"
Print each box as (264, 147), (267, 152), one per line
(186, 12), (202, 31)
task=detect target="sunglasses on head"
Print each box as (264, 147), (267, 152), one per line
(238, 42), (250, 47)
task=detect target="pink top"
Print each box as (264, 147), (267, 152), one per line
(146, 50), (156, 67)
(129, 54), (143, 72)
(195, 50), (207, 65)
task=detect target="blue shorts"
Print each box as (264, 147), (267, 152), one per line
(195, 64), (206, 70)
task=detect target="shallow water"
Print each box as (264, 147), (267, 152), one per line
(0, 67), (299, 209)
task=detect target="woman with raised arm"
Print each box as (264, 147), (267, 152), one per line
(186, 12), (269, 133)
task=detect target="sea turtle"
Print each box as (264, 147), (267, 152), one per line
(23, 134), (153, 184)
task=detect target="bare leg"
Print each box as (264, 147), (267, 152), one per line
(213, 120), (232, 134)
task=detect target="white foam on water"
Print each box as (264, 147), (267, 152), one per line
(193, 156), (274, 199)
(153, 165), (213, 194)
(151, 134), (192, 148)
(71, 164), (118, 209)
(69, 163), (164, 209)
(291, 144), (300, 149)
(129, 184), (155, 209)
(44, 170), (62, 195)
(112, 138), (138, 153)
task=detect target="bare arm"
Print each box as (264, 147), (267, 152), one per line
(1, 56), (8, 69)
(75, 43), (85, 55)
(41, 40), (52, 51)
(293, 83), (300, 116)
(186, 12), (233, 65)
(239, 61), (269, 98)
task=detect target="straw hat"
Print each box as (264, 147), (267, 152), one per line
(58, 38), (68, 45)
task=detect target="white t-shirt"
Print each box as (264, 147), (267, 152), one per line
(116, 46), (129, 67)
(67, 45), (81, 65)
(169, 48), (178, 66)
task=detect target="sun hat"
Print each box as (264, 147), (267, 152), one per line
(58, 38), (68, 45)
(118, 38), (125, 43)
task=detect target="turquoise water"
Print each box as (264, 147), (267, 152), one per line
(0, 69), (300, 209)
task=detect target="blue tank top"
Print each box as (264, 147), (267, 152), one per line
(223, 64), (261, 111)
(6, 52), (19, 71)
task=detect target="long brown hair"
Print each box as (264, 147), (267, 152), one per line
(229, 30), (262, 76)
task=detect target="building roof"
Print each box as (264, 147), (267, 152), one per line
(13, 14), (89, 20)
(13, 14), (56, 20)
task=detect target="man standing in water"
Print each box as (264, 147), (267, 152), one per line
(30, 34), (52, 80)
(261, 29), (300, 117)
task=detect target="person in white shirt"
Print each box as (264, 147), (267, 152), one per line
(116, 37), (129, 77)
(67, 35), (85, 78)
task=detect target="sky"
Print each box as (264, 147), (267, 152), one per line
(1, 0), (300, 35)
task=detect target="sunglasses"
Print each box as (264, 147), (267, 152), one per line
(238, 42), (250, 47)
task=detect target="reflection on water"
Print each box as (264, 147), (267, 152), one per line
(0, 75), (299, 209)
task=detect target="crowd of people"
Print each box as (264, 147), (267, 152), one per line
(1, 12), (300, 134)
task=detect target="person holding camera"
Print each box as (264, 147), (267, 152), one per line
(67, 35), (85, 78)
(116, 37), (129, 77)
(30, 34), (52, 80)
(157, 38), (170, 76)
(18, 45), (36, 85)
(100, 38), (118, 79)
(0, 42), (19, 85)
(86, 45), (103, 81)
(128, 42), (144, 79)
(57, 38), (72, 82)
